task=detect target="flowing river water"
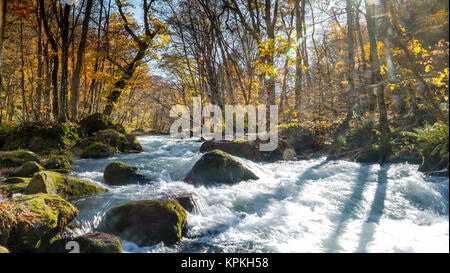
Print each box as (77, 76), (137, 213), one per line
(70, 135), (449, 253)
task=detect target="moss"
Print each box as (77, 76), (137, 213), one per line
(101, 199), (186, 246)
(4, 193), (79, 252)
(74, 232), (122, 253)
(43, 155), (71, 170)
(79, 113), (126, 137)
(25, 171), (108, 200)
(80, 142), (114, 159)
(0, 150), (40, 168)
(0, 245), (9, 253)
(9, 161), (44, 178)
(0, 177), (32, 193)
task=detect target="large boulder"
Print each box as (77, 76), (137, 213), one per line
(0, 150), (40, 168)
(0, 177), (32, 194)
(9, 161), (44, 178)
(100, 200), (187, 246)
(72, 232), (122, 253)
(79, 113), (126, 138)
(0, 193), (79, 252)
(184, 150), (259, 185)
(200, 139), (296, 162)
(103, 161), (151, 185)
(25, 171), (108, 200)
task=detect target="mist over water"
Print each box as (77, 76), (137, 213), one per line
(70, 135), (449, 253)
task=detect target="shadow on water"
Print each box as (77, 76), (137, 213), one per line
(235, 158), (331, 216)
(356, 164), (389, 252)
(322, 163), (372, 252)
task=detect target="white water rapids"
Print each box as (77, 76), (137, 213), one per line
(70, 135), (449, 253)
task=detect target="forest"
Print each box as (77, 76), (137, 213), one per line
(0, 0), (448, 254)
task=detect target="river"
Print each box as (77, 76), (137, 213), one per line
(69, 135), (449, 253)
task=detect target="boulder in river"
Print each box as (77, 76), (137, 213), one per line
(9, 161), (44, 178)
(43, 155), (71, 170)
(0, 150), (40, 168)
(100, 199), (187, 246)
(0, 193), (79, 252)
(173, 193), (200, 214)
(103, 161), (151, 185)
(25, 171), (108, 200)
(200, 139), (296, 162)
(184, 150), (259, 185)
(73, 232), (122, 253)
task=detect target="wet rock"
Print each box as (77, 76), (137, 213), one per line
(0, 150), (40, 168)
(103, 161), (151, 185)
(173, 193), (200, 213)
(79, 113), (126, 138)
(9, 161), (44, 178)
(100, 200), (187, 246)
(184, 150), (259, 185)
(0, 193), (79, 252)
(73, 232), (122, 253)
(279, 125), (314, 153)
(25, 171), (108, 200)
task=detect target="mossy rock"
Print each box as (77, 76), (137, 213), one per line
(73, 232), (122, 253)
(0, 245), (10, 253)
(122, 134), (143, 152)
(43, 155), (71, 170)
(0, 150), (40, 168)
(184, 150), (259, 185)
(79, 113), (126, 138)
(0, 177), (32, 194)
(9, 162), (44, 178)
(103, 161), (151, 185)
(0, 122), (79, 155)
(100, 200), (187, 246)
(24, 171), (108, 200)
(80, 142), (115, 159)
(2, 193), (79, 252)
(75, 130), (143, 157)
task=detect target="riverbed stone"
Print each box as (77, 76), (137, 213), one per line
(174, 193), (200, 213)
(100, 199), (187, 246)
(24, 171), (108, 200)
(103, 161), (151, 185)
(73, 232), (122, 253)
(80, 141), (115, 158)
(43, 155), (71, 170)
(0, 193), (79, 252)
(9, 161), (44, 178)
(184, 150), (259, 185)
(0, 150), (40, 168)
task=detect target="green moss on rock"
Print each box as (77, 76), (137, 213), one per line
(80, 142), (114, 159)
(100, 199), (187, 246)
(79, 113), (126, 138)
(25, 171), (108, 200)
(0, 177), (32, 193)
(0, 150), (40, 168)
(74, 232), (122, 253)
(2, 193), (79, 252)
(9, 161), (44, 178)
(0, 245), (9, 253)
(43, 155), (71, 170)
(184, 150), (259, 185)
